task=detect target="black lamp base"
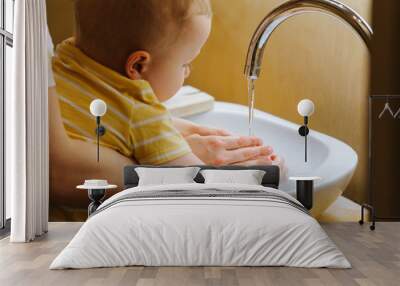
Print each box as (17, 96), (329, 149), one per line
(87, 189), (106, 216)
(296, 180), (314, 210)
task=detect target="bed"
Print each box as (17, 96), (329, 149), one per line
(50, 165), (350, 269)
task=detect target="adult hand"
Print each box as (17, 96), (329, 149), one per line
(172, 117), (231, 137)
(234, 154), (287, 182)
(172, 117), (280, 167)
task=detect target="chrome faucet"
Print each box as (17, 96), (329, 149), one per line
(244, 0), (373, 79)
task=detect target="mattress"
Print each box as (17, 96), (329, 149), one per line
(50, 183), (350, 269)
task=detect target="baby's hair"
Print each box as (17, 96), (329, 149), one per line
(74, 0), (212, 74)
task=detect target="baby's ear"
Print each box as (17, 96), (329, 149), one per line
(125, 51), (151, 80)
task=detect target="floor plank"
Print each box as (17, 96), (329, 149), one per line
(0, 222), (399, 286)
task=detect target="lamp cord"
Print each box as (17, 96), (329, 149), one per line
(304, 116), (308, 163)
(96, 116), (100, 162)
(305, 134), (308, 163)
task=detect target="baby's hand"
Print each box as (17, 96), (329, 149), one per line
(185, 134), (272, 166)
(191, 124), (231, 137)
(172, 117), (231, 138)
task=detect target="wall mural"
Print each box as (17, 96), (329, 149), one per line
(47, 0), (372, 222)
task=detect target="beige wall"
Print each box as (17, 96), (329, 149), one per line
(47, 0), (372, 203)
(47, 0), (74, 45)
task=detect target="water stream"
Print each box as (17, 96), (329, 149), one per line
(247, 77), (256, 136)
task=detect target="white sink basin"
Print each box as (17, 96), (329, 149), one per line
(186, 102), (358, 217)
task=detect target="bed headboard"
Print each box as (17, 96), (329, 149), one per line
(123, 165), (280, 189)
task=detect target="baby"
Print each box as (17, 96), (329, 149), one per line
(52, 0), (276, 166)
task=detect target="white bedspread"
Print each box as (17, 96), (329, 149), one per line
(50, 183), (350, 269)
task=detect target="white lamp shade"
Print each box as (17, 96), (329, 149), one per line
(90, 99), (107, 117)
(297, 99), (315, 117)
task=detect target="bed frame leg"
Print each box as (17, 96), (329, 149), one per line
(359, 204), (376, 231)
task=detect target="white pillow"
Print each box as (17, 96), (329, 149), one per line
(135, 167), (200, 186)
(200, 169), (266, 185)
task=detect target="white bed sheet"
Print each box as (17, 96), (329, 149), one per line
(50, 183), (350, 269)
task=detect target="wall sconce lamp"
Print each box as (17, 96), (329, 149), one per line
(297, 99), (315, 163)
(90, 99), (107, 162)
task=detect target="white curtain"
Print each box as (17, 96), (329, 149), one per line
(8, 0), (49, 242)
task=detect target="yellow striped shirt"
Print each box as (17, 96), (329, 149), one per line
(52, 38), (191, 164)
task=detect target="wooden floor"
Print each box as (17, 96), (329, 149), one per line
(0, 222), (399, 286)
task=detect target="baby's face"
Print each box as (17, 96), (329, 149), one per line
(141, 15), (211, 102)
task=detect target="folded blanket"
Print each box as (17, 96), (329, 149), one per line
(92, 184), (309, 217)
